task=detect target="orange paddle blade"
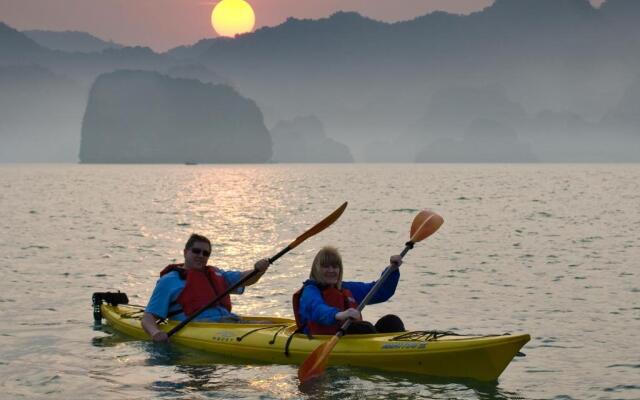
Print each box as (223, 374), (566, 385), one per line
(410, 210), (444, 243)
(298, 335), (339, 384)
(290, 202), (348, 249)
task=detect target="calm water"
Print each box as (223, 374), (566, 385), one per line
(0, 164), (638, 399)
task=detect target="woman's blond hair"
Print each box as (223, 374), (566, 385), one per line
(310, 246), (344, 288)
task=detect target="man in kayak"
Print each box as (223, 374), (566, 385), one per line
(292, 246), (405, 335)
(141, 233), (270, 342)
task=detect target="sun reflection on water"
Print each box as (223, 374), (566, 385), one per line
(174, 166), (284, 263)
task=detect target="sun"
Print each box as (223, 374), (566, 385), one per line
(211, 0), (256, 38)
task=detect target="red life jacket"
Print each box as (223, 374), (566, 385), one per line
(292, 284), (358, 335)
(160, 263), (232, 316)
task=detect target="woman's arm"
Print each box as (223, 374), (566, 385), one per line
(300, 285), (342, 326)
(344, 255), (402, 304)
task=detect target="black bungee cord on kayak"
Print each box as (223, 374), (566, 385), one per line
(284, 329), (306, 357)
(391, 330), (460, 341)
(267, 326), (289, 345)
(391, 330), (517, 341)
(234, 325), (288, 343)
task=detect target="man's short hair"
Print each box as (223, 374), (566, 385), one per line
(184, 233), (211, 250)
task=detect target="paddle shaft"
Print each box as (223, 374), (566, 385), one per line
(336, 241), (414, 336)
(269, 246), (292, 264)
(167, 246), (293, 337)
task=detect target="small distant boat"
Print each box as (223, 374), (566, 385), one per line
(184, 162), (198, 165)
(93, 293), (530, 382)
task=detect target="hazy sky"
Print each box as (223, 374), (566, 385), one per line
(1, 0), (607, 52)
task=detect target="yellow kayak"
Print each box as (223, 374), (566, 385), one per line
(96, 301), (529, 382)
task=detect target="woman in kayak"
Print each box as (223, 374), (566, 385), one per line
(141, 233), (270, 342)
(292, 246), (405, 335)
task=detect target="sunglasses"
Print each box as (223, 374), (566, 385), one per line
(190, 248), (211, 257)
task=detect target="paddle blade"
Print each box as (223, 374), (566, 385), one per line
(289, 202), (347, 249)
(298, 335), (339, 384)
(410, 210), (444, 243)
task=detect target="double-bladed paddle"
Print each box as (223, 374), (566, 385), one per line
(167, 201), (348, 337)
(297, 209), (444, 384)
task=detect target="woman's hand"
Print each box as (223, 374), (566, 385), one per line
(390, 255), (402, 267)
(335, 308), (362, 322)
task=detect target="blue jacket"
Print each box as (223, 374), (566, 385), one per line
(296, 267), (400, 333)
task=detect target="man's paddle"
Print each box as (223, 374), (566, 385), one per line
(297, 209), (444, 384)
(167, 201), (348, 337)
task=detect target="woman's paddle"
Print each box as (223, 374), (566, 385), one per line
(167, 201), (348, 337)
(297, 209), (444, 384)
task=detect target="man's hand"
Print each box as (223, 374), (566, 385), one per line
(254, 258), (270, 273)
(151, 330), (169, 343)
(390, 255), (402, 267)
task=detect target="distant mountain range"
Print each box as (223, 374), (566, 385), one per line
(23, 30), (124, 53)
(168, 0), (640, 161)
(0, 21), (50, 61)
(1, 0), (640, 162)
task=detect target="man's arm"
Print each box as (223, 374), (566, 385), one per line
(143, 273), (178, 342)
(240, 258), (270, 287)
(142, 312), (169, 342)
